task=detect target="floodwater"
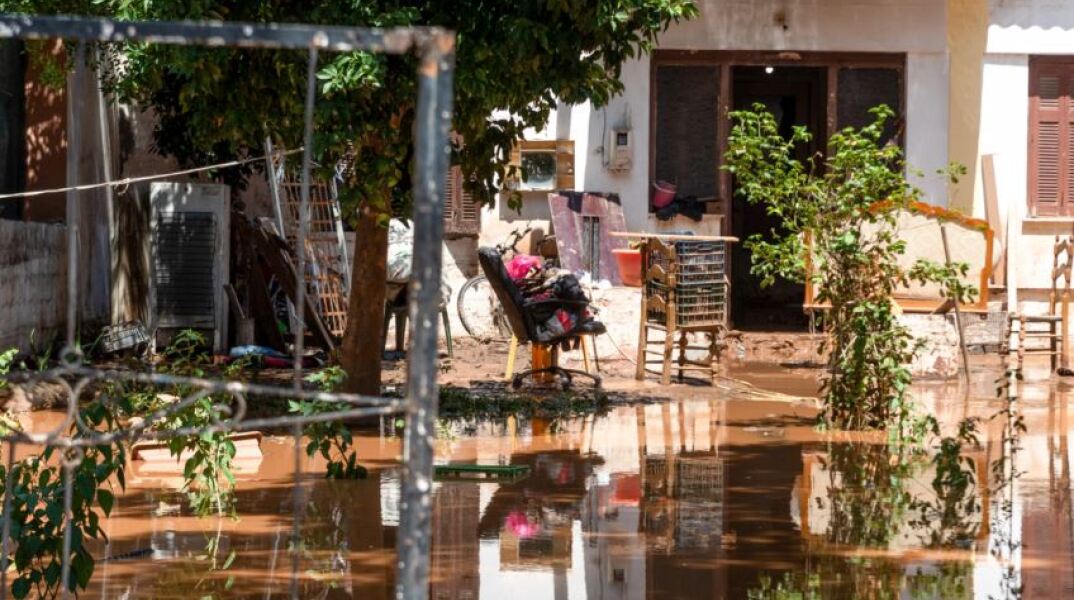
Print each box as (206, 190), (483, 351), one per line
(10, 358), (1074, 599)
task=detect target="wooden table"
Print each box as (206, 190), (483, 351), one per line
(610, 232), (740, 243)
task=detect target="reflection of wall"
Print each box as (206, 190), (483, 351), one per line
(432, 483), (481, 600)
(1019, 417), (1073, 599)
(583, 474), (646, 600)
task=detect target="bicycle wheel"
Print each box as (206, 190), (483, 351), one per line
(457, 275), (511, 339)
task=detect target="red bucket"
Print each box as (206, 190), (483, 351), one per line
(652, 180), (677, 208)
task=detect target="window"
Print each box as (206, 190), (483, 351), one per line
(519, 150), (557, 191)
(1029, 57), (1074, 216)
(508, 139), (575, 193)
(649, 51), (905, 216)
(836, 67), (902, 143)
(653, 65), (720, 201)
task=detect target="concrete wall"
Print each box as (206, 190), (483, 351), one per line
(20, 51), (113, 331)
(483, 0), (952, 248)
(963, 1), (1074, 310)
(0, 219), (66, 354)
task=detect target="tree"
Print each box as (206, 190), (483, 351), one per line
(724, 105), (974, 436)
(5, 0), (699, 393)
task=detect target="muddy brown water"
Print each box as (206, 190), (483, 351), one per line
(7, 357), (1074, 599)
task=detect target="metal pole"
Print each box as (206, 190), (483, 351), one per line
(941, 223), (972, 386)
(64, 41), (86, 357)
(290, 43), (319, 599)
(395, 34), (453, 600)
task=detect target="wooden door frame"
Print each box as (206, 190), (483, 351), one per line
(649, 49), (907, 235)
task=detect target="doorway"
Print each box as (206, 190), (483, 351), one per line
(730, 65), (826, 331)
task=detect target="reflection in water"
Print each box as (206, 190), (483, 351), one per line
(60, 367), (1074, 598)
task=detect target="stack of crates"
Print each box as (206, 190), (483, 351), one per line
(645, 240), (728, 328)
(636, 237), (729, 384)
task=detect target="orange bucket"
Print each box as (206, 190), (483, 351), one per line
(531, 345), (555, 384)
(613, 248), (642, 287)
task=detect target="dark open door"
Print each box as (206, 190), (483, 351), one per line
(730, 66), (826, 331)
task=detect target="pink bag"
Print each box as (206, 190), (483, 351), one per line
(505, 254), (542, 281)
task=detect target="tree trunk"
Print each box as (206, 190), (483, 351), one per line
(340, 204), (389, 395)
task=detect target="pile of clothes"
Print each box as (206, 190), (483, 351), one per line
(654, 194), (706, 222)
(504, 254), (602, 342)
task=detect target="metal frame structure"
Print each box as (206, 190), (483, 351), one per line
(0, 14), (454, 600)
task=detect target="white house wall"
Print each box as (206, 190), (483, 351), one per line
(482, 0), (952, 247)
(976, 1), (1074, 301)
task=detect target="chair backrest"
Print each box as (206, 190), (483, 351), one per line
(1050, 235), (1074, 314)
(477, 247), (536, 342)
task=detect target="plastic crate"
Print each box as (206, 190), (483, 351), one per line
(647, 240), (727, 286)
(100, 321), (150, 354)
(646, 281), (727, 327)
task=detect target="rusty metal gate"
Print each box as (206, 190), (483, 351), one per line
(0, 14), (453, 600)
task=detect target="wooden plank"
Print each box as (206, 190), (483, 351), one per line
(981, 154), (1005, 287)
(250, 222), (336, 352)
(610, 231), (739, 242)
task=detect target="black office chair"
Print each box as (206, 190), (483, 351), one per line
(477, 247), (604, 391)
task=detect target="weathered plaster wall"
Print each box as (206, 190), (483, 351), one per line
(483, 0), (951, 248)
(947, 0), (989, 214)
(0, 219), (66, 354)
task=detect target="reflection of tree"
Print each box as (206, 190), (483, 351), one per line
(752, 440), (984, 599)
(751, 369), (1029, 600)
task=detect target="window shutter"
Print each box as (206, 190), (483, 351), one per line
(1030, 63), (1073, 216)
(507, 143), (522, 191)
(442, 167), (457, 227)
(443, 165), (480, 237)
(554, 140), (575, 191)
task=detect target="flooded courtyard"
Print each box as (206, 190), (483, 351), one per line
(11, 357), (1060, 599)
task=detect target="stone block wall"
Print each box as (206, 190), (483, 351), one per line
(0, 219), (67, 354)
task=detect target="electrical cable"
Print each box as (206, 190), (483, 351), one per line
(0, 148), (304, 201)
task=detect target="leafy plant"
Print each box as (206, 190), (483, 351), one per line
(0, 400), (126, 599)
(290, 366), (367, 479)
(0, 347), (17, 391)
(724, 104), (975, 436)
(156, 330), (239, 517)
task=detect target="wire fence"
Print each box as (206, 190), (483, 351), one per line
(0, 14), (453, 600)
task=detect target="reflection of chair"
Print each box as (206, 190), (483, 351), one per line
(1006, 235), (1074, 373)
(477, 247), (603, 390)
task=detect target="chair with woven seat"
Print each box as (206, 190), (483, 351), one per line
(477, 247), (604, 391)
(1006, 235), (1074, 374)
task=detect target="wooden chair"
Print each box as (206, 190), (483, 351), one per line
(1006, 235), (1074, 374)
(382, 283), (453, 358)
(636, 238), (728, 385)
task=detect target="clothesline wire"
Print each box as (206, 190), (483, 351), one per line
(0, 147), (304, 201)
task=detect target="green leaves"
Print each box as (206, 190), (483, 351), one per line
(292, 367), (366, 480)
(725, 103), (973, 439)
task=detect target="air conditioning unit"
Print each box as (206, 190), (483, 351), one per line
(149, 182), (230, 352)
